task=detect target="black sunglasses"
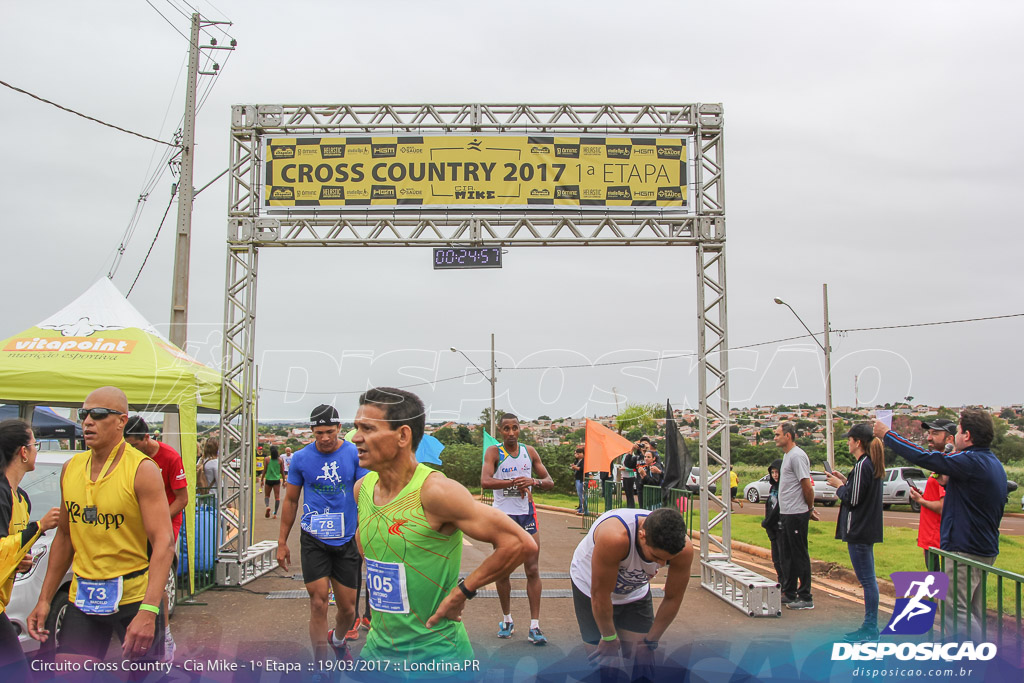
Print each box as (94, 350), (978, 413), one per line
(78, 408), (125, 421)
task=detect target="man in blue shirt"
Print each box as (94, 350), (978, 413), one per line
(874, 409), (1007, 640)
(278, 404), (368, 666)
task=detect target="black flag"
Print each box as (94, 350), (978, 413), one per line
(662, 400), (691, 502)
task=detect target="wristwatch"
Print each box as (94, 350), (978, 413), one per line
(457, 578), (477, 600)
(643, 638), (659, 651)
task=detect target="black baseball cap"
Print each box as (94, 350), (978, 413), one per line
(921, 418), (957, 435)
(841, 423), (874, 440)
(310, 404), (341, 427)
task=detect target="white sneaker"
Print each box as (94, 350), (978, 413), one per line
(163, 628), (176, 662)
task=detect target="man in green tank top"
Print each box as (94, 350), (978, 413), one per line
(352, 387), (535, 670)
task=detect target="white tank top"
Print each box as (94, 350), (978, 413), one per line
(570, 509), (662, 604)
(492, 444), (532, 516)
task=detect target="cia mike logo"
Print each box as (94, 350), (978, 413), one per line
(883, 572), (949, 635)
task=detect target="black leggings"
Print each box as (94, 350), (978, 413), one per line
(0, 612), (30, 682)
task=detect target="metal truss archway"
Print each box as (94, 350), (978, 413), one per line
(218, 103), (777, 615)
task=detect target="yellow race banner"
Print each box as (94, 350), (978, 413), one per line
(263, 135), (687, 209)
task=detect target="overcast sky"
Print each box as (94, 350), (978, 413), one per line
(2, 0), (1022, 422)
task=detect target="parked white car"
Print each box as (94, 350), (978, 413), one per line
(686, 467), (717, 495)
(743, 474), (772, 504)
(8, 450), (177, 655)
(882, 466), (930, 512)
(743, 470), (836, 506)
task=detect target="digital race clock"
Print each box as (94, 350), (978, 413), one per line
(432, 247), (503, 270)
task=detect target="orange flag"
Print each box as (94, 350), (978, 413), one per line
(583, 419), (635, 474)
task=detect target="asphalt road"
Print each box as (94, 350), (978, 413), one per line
(729, 500), (1024, 535)
(160, 505), (898, 679)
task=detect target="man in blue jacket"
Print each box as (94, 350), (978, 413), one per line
(874, 409), (1006, 640)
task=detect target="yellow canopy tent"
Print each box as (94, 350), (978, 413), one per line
(0, 278), (230, 593)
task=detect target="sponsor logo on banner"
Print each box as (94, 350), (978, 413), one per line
(530, 189), (551, 197)
(371, 185), (397, 199)
(606, 186), (632, 201)
(555, 144), (580, 158)
(658, 186), (684, 201)
(5, 337), (137, 354)
(530, 146), (551, 154)
(319, 186), (345, 200)
(372, 144), (397, 158)
(319, 144), (346, 158)
(605, 145), (632, 159)
(555, 185), (580, 200)
(658, 145), (683, 160)
(270, 187), (295, 200)
(270, 145), (296, 159)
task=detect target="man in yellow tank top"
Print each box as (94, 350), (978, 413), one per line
(352, 387), (535, 669)
(27, 386), (176, 663)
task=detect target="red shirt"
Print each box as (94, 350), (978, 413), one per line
(150, 441), (188, 540)
(917, 475), (945, 550)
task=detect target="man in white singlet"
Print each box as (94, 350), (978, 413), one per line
(480, 413), (552, 645)
(570, 506), (693, 676)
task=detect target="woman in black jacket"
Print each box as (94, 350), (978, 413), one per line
(827, 423), (885, 642)
(760, 459), (784, 585)
(636, 449), (663, 489)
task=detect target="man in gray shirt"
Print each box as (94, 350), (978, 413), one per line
(774, 422), (819, 609)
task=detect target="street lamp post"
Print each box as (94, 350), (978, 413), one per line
(451, 334), (497, 437)
(774, 284), (835, 470)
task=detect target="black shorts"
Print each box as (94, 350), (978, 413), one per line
(59, 601), (164, 660)
(571, 580), (654, 645)
(300, 531), (361, 587)
(731, 486), (738, 498)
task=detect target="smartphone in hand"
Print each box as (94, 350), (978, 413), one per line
(823, 461), (832, 474)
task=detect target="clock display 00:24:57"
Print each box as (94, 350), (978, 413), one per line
(432, 247), (502, 269)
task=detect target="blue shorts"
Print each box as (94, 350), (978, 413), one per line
(507, 502), (538, 535)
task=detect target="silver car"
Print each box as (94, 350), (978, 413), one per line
(882, 467), (929, 512)
(7, 450), (74, 656)
(743, 470), (836, 506)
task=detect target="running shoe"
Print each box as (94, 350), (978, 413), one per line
(497, 621), (515, 638)
(844, 626), (879, 642)
(265, 507), (271, 518)
(358, 617), (371, 631)
(345, 622), (360, 641)
(327, 629), (354, 661)
(786, 599), (815, 610)
(527, 627), (548, 645)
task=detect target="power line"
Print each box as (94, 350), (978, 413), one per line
(836, 312), (1024, 334)
(0, 79), (179, 147)
(257, 310), (1024, 394)
(144, 0), (199, 49)
(126, 187), (178, 297)
(260, 371), (483, 395)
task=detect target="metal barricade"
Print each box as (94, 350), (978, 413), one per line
(928, 548), (1023, 661)
(644, 486), (694, 541)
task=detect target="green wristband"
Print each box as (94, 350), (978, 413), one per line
(601, 633), (618, 642)
(138, 603), (160, 615)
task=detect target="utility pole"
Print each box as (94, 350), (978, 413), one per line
(164, 14), (233, 458)
(168, 13), (200, 351)
(168, 13), (234, 349)
(823, 283), (835, 470)
(490, 333), (496, 438)
(854, 373), (859, 408)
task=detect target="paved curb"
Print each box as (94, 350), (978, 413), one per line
(534, 502), (898, 597)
